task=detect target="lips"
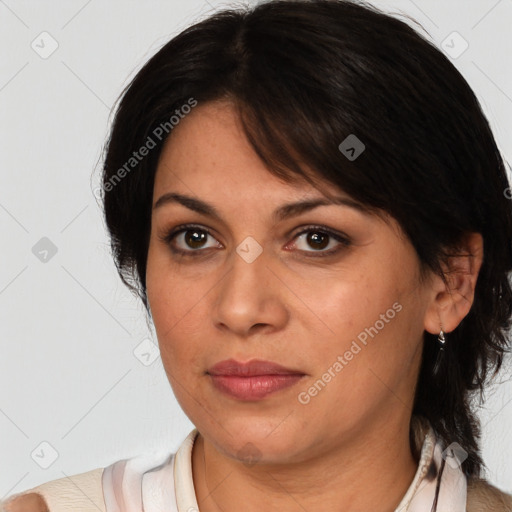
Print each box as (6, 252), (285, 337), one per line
(207, 358), (305, 377)
(206, 359), (306, 401)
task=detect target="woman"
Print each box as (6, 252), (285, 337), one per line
(3, 0), (512, 510)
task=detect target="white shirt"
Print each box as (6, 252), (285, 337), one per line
(1, 417), (467, 511)
(100, 423), (467, 512)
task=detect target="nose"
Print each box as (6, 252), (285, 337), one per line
(212, 246), (290, 339)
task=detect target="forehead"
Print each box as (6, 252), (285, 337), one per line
(153, 100), (325, 199)
(150, 102), (395, 235)
(150, 101), (385, 231)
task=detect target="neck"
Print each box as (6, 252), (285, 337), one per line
(191, 414), (420, 512)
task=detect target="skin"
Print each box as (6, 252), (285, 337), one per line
(145, 100), (483, 512)
(3, 493), (48, 512)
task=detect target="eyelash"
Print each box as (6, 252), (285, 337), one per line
(158, 223), (351, 259)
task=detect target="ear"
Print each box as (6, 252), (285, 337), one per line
(424, 232), (484, 335)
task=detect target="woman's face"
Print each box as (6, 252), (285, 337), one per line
(146, 100), (435, 464)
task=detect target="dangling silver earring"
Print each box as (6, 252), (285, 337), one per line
(432, 329), (446, 377)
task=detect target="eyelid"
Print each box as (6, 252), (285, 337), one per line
(286, 225), (351, 256)
(158, 223), (221, 249)
(159, 223), (351, 257)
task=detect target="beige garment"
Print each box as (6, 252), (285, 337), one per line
(2, 416), (511, 512)
(1, 468), (105, 512)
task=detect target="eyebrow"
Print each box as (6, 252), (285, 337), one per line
(153, 192), (370, 223)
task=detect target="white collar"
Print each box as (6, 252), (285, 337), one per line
(102, 418), (467, 512)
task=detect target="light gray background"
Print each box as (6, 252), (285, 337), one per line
(1, 0), (511, 500)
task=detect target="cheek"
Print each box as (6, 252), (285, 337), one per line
(307, 268), (400, 340)
(309, 254), (423, 377)
(146, 238), (192, 328)
(146, 247), (212, 371)
(298, 280), (423, 423)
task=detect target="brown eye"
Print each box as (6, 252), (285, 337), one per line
(183, 228), (208, 249)
(159, 224), (222, 255)
(305, 231), (330, 250)
(159, 223), (350, 259)
(291, 226), (351, 257)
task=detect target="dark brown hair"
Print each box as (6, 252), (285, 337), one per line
(100, 0), (512, 478)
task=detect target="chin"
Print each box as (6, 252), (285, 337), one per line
(213, 424), (306, 463)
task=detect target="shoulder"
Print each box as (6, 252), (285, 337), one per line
(467, 477), (512, 512)
(1, 492), (48, 512)
(1, 467), (105, 512)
